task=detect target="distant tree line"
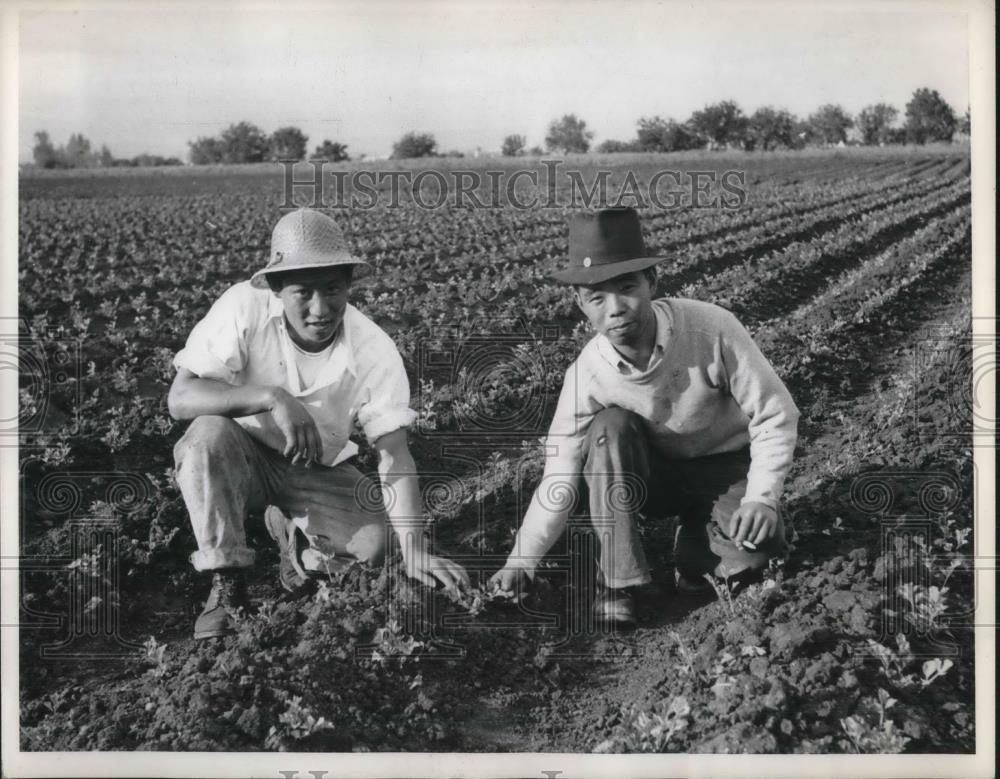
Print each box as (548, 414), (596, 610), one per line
(389, 132), (470, 160)
(31, 86), (969, 168)
(502, 88), (969, 156)
(31, 132), (183, 169)
(187, 122), (351, 165)
(191, 125), (467, 163)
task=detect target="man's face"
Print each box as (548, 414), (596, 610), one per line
(272, 267), (352, 349)
(574, 270), (655, 349)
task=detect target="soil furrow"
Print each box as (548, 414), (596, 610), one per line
(719, 190), (972, 325)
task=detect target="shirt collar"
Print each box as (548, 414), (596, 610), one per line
(268, 296), (358, 383)
(595, 302), (670, 375)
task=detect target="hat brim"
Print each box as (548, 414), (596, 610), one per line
(250, 259), (372, 289)
(549, 256), (664, 286)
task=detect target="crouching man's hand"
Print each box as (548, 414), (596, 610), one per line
(729, 501), (782, 548)
(488, 564), (531, 597)
(375, 428), (470, 592)
(403, 543), (470, 592)
(269, 387), (324, 465)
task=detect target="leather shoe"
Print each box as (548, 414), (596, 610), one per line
(193, 570), (249, 640)
(593, 587), (636, 626)
(675, 569), (714, 594)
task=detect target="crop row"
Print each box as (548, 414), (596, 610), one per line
(681, 181), (971, 323)
(18, 155), (963, 293)
(471, 159), (964, 281)
(348, 170), (970, 348)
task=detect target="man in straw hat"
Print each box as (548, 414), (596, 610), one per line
(490, 207), (799, 626)
(169, 207), (468, 640)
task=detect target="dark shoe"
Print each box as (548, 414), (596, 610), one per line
(722, 565), (765, 595)
(193, 570), (249, 640)
(593, 587), (637, 627)
(675, 569), (714, 594)
(265, 506), (308, 592)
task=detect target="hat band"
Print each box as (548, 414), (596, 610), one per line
(571, 251), (650, 265)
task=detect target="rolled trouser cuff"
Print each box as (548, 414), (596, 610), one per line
(601, 570), (653, 589)
(189, 547), (255, 571)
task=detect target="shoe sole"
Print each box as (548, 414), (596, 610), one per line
(265, 506), (291, 546)
(675, 569), (715, 594)
(265, 507), (309, 592)
(676, 581), (713, 594)
(193, 627), (235, 640)
(594, 613), (637, 628)
(593, 604), (637, 626)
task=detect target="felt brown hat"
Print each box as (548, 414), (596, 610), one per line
(550, 206), (664, 285)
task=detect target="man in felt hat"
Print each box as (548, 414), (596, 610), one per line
(168, 207), (468, 640)
(490, 207), (799, 625)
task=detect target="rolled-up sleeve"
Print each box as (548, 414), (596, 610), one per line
(356, 346), (417, 443)
(173, 286), (249, 383)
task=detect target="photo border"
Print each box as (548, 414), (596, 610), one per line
(0, 0), (993, 777)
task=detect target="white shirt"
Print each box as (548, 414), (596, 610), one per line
(173, 280), (416, 467)
(291, 337), (336, 390)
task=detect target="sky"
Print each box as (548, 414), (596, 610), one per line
(17, 0), (971, 162)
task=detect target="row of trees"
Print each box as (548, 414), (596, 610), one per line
(32, 132), (183, 169)
(388, 132), (480, 159)
(31, 87), (967, 168)
(187, 122), (350, 165)
(504, 88), (968, 156)
(191, 127), (467, 161)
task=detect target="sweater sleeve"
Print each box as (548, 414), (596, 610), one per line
(716, 310), (799, 509)
(507, 356), (604, 572)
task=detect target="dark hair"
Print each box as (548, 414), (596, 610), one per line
(266, 264), (354, 293)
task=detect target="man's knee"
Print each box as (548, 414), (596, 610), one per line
(586, 407), (643, 451)
(174, 415), (247, 465)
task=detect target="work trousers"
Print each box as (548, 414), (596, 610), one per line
(173, 415), (387, 572)
(581, 407), (786, 588)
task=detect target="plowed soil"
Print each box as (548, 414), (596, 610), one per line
(18, 149), (977, 753)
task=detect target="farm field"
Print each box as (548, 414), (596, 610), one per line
(16, 147), (977, 753)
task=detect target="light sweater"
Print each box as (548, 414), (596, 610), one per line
(509, 297), (800, 569)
